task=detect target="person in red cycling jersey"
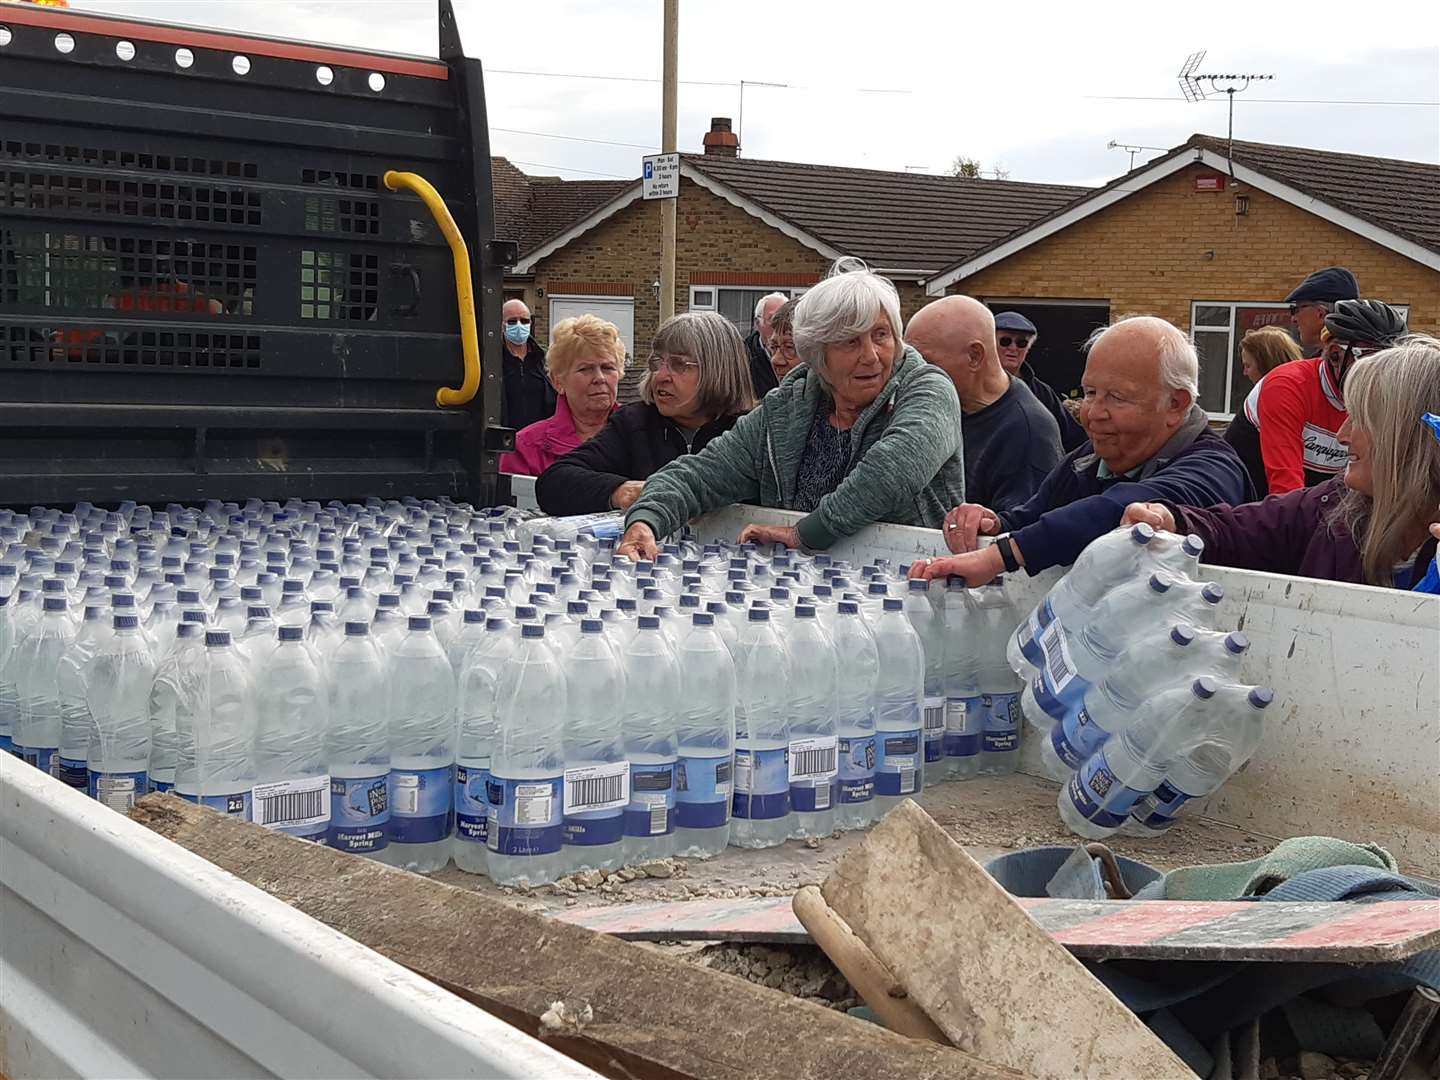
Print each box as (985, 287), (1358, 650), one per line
(1239, 299), (1408, 497)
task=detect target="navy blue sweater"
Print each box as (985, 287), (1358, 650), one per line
(999, 407), (1253, 573)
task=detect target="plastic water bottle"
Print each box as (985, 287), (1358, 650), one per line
(148, 621), (206, 793)
(175, 628), (256, 819)
(972, 580), (1025, 777)
(0, 592), (22, 756)
(252, 625), (330, 841)
(730, 607), (793, 848)
(14, 594), (77, 777)
(786, 604), (839, 838)
(383, 615), (455, 872)
(325, 622), (391, 858)
(939, 578), (980, 780)
(84, 611), (156, 811)
(56, 604), (111, 790)
(558, 619), (629, 874)
(674, 612), (736, 858)
(1058, 678), (1219, 840)
(872, 598), (924, 813)
(488, 623), (567, 886)
(831, 601), (878, 830)
(452, 616), (513, 874)
(620, 615), (680, 864)
(1125, 684), (1272, 835)
(1040, 627), (1249, 781)
(904, 580), (946, 782)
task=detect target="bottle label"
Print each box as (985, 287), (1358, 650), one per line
(1050, 703), (1105, 769)
(1132, 780), (1190, 831)
(0, 734), (13, 756)
(88, 769), (147, 812)
(836, 736), (875, 805)
(875, 729), (920, 796)
(1016, 598), (1054, 668)
(150, 779), (174, 794)
(454, 764), (491, 845)
(624, 762), (676, 838)
(387, 765), (453, 845)
(252, 775), (330, 836)
(59, 756), (90, 790)
(563, 760), (630, 814)
(1065, 748), (1149, 829)
(19, 746), (59, 778)
(328, 774), (389, 853)
(923, 696), (945, 762)
(1033, 621), (1089, 719)
(182, 791), (252, 818)
(487, 775), (564, 856)
(787, 736), (838, 782)
(943, 698), (981, 759)
(982, 692), (1021, 753)
(732, 747), (789, 820)
(676, 754), (732, 829)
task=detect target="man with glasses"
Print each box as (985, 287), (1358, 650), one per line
(501, 298), (557, 431)
(994, 311), (1087, 451)
(1285, 266), (1358, 357)
(746, 292), (790, 399)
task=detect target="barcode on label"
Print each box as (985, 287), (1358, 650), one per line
(253, 778), (329, 829)
(1039, 621), (1076, 690)
(924, 702), (945, 734)
(899, 768), (916, 794)
(649, 804), (668, 835)
(788, 740), (838, 781)
(563, 762), (629, 813)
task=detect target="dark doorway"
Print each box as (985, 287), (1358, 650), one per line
(984, 301), (1110, 403)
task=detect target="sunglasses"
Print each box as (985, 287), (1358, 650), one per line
(504, 316), (531, 326)
(998, 335), (1032, 349)
(1287, 302), (1325, 316)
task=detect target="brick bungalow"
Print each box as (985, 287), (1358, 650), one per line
(923, 135), (1440, 417)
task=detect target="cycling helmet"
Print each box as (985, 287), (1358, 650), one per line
(1323, 299), (1408, 347)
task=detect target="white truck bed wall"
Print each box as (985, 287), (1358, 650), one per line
(0, 756), (602, 1080)
(693, 507), (1440, 876)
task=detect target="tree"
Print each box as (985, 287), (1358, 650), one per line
(948, 155), (1011, 180)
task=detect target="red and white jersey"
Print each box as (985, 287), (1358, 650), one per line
(1242, 356), (1347, 495)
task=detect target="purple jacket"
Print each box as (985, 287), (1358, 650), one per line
(1164, 477), (1436, 588)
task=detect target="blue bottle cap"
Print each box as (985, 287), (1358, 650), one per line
(1170, 625), (1195, 647)
(248, 605), (271, 619)
(747, 608), (770, 622)
(407, 616), (432, 631)
(795, 604), (817, 619)
(463, 609), (485, 624)
(1182, 534), (1204, 557)
(1192, 677), (1217, 699)
(1147, 573), (1173, 593)
(838, 600), (859, 615)
(1225, 632), (1249, 653)
(1202, 583), (1225, 604)
(42, 596), (67, 612)
(1131, 522), (1156, 544)
(692, 612), (714, 627)
(345, 621), (369, 636)
(514, 605), (538, 620)
(182, 609), (209, 624)
(205, 628), (232, 647)
(522, 623), (545, 639)
(112, 613), (138, 630)
(278, 625), (305, 642)
(907, 579), (928, 592)
(1249, 687), (1275, 708)
(882, 597), (903, 612)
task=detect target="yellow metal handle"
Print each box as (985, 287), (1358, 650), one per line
(383, 170), (480, 408)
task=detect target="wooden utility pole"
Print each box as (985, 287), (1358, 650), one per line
(659, 0), (678, 322)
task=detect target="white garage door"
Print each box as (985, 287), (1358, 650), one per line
(549, 296), (636, 359)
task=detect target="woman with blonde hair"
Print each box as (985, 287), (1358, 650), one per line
(500, 314), (625, 477)
(1124, 336), (1440, 589)
(1239, 324), (1303, 384)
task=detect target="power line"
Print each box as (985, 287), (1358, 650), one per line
(487, 66), (910, 95)
(507, 159), (632, 179)
(492, 126), (658, 151)
(1085, 95), (1438, 106)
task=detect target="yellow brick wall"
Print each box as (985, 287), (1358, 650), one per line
(948, 163), (1440, 334)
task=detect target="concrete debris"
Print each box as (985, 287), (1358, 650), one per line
(1297, 1051), (1340, 1080)
(689, 943), (856, 1012)
(639, 860), (675, 879)
(538, 998), (594, 1036)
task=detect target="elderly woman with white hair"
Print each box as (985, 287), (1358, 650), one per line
(912, 314), (1252, 586)
(616, 260), (965, 559)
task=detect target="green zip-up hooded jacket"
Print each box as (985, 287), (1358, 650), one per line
(624, 345), (965, 550)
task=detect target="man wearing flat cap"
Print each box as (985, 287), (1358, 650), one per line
(993, 311), (1087, 451)
(1286, 266), (1359, 357)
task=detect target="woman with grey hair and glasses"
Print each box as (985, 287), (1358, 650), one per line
(536, 312), (755, 515)
(616, 259), (965, 559)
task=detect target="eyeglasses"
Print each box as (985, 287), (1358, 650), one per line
(504, 316), (531, 326)
(769, 339), (799, 359)
(997, 335), (1032, 349)
(1288, 302), (1325, 316)
(646, 354), (700, 376)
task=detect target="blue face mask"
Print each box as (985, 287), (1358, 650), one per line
(504, 321), (530, 346)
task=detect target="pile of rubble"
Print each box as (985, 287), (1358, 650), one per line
(690, 944), (856, 1012)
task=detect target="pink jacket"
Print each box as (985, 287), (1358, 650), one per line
(500, 396), (615, 477)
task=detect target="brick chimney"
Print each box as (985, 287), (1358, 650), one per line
(702, 117), (740, 158)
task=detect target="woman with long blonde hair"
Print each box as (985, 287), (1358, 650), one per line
(1121, 336), (1440, 589)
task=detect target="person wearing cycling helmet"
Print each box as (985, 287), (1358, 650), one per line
(1232, 297), (1408, 498)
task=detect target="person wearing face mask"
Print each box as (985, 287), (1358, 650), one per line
(535, 313), (754, 515)
(501, 298), (557, 431)
(993, 311), (1087, 451)
(499, 314), (624, 477)
(1120, 338), (1440, 591)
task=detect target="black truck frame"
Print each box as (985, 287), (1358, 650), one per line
(0, 0), (512, 509)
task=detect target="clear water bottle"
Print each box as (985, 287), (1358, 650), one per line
(56, 604), (111, 790)
(252, 625), (330, 841)
(488, 623), (567, 886)
(872, 597), (924, 813)
(787, 604), (839, 838)
(175, 628), (256, 819)
(1058, 678), (1218, 840)
(972, 579), (1024, 777)
(325, 622), (391, 858)
(730, 607), (792, 848)
(831, 601), (878, 830)
(674, 612), (735, 858)
(0, 591), (21, 756)
(453, 615), (513, 876)
(1125, 684), (1272, 835)
(85, 611), (157, 811)
(560, 619), (630, 874)
(939, 577), (980, 781)
(903, 580), (946, 782)
(383, 615), (455, 872)
(14, 593), (77, 777)
(148, 621), (206, 793)
(620, 615), (680, 863)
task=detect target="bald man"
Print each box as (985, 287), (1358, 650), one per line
(906, 297), (1062, 513)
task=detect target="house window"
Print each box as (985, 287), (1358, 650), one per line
(1190, 302), (1292, 417)
(689, 285), (804, 334)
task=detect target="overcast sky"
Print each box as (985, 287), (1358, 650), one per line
(84, 0), (1439, 187)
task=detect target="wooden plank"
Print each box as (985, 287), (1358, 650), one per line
(129, 796), (1021, 1080)
(557, 895), (1440, 964)
(819, 799), (1196, 1080)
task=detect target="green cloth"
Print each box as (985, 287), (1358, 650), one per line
(1157, 837), (1398, 900)
(625, 346), (966, 551)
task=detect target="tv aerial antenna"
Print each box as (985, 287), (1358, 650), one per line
(1177, 50), (1275, 176)
(1106, 141), (1168, 170)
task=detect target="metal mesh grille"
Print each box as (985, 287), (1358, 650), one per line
(1, 140), (260, 180)
(1, 169), (262, 226)
(301, 168), (381, 236)
(298, 249), (378, 321)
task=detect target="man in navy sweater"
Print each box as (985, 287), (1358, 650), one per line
(911, 316), (1252, 585)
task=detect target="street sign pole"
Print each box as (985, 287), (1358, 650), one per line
(659, 0), (678, 322)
